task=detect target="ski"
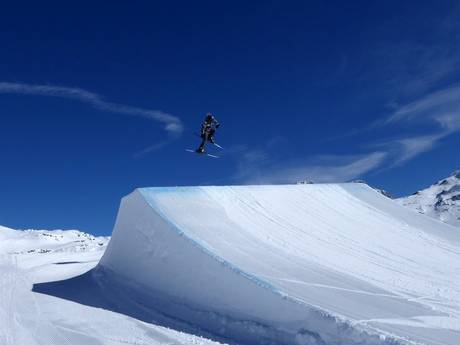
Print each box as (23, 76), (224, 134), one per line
(186, 149), (219, 159)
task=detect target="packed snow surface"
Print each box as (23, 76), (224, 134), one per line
(397, 169), (460, 227)
(0, 226), (223, 345)
(100, 183), (460, 345)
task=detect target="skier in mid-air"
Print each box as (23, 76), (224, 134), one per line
(196, 113), (220, 153)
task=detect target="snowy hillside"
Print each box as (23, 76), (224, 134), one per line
(2, 183), (460, 345)
(397, 169), (460, 227)
(0, 225), (225, 345)
(0, 225), (109, 255)
(99, 184), (460, 345)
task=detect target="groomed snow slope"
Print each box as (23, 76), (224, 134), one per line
(99, 184), (460, 345)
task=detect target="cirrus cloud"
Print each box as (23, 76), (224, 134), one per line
(0, 82), (184, 136)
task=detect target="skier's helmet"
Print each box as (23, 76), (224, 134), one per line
(205, 113), (214, 122)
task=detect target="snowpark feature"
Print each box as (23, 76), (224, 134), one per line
(98, 184), (460, 345)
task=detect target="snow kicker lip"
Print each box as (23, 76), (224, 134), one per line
(98, 184), (460, 345)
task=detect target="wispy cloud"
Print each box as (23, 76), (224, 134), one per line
(380, 43), (460, 97)
(234, 149), (271, 182)
(378, 84), (460, 165)
(133, 141), (172, 158)
(370, 8), (460, 99)
(268, 152), (388, 184)
(0, 82), (184, 136)
(236, 82), (460, 184)
(243, 10), (460, 185)
(392, 134), (444, 166)
(387, 84), (460, 133)
(235, 150), (387, 184)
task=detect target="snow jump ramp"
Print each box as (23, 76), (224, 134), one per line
(98, 184), (460, 345)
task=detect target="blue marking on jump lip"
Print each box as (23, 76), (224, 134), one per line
(138, 187), (282, 295)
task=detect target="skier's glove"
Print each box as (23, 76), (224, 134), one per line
(216, 124), (220, 128)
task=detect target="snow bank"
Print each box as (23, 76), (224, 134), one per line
(98, 184), (460, 345)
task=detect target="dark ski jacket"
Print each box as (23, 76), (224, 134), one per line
(201, 117), (220, 136)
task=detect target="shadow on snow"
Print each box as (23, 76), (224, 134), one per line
(32, 267), (239, 345)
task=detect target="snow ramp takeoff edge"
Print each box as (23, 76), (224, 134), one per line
(98, 184), (460, 345)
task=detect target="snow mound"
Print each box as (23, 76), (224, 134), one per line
(397, 169), (460, 227)
(98, 184), (460, 345)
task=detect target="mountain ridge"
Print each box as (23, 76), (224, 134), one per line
(397, 168), (460, 227)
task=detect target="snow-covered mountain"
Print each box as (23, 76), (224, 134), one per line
(0, 225), (226, 345)
(397, 169), (460, 227)
(0, 225), (109, 255)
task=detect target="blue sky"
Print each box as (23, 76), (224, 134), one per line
(1, 1), (460, 235)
